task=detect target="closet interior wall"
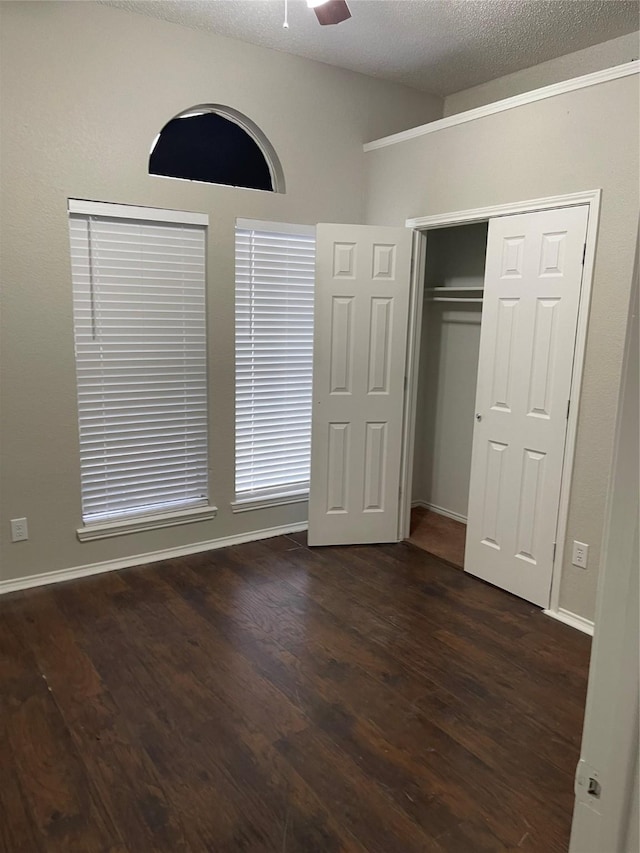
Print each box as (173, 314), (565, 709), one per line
(412, 223), (488, 523)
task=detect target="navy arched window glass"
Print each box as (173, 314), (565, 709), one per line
(150, 107), (284, 193)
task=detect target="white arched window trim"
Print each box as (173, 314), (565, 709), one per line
(150, 104), (286, 194)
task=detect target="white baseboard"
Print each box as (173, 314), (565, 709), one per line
(543, 607), (595, 637)
(411, 500), (467, 525)
(0, 522), (308, 596)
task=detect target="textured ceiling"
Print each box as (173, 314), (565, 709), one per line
(102, 0), (640, 96)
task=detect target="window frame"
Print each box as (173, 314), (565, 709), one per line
(232, 217), (316, 513)
(148, 104), (286, 194)
(68, 198), (216, 541)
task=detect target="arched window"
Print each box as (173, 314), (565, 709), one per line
(149, 105), (285, 193)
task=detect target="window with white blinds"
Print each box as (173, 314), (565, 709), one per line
(235, 219), (316, 505)
(68, 201), (209, 525)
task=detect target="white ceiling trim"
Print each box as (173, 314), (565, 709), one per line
(364, 60), (639, 152)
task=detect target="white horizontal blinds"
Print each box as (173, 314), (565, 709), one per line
(69, 212), (208, 523)
(235, 223), (316, 500)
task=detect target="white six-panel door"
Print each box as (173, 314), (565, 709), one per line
(308, 224), (413, 546)
(464, 205), (589, 607)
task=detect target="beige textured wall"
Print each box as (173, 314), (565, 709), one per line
(444, 31), (639, 116)
(624, 746), (639, 853)
(0, 1), (442, 584)
(364, 76), (640, 621)
(412, 224), (486, 520)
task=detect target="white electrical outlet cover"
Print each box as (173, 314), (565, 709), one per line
(572, 540), (589, 568)
(10, 517), (29, 542)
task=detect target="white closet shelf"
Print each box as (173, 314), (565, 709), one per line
(425, 286), (484, 304)
(426, 286), (484, 292)
(430, 297), (483, 303)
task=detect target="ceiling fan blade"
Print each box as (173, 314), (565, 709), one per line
(314, 0), (351, 26)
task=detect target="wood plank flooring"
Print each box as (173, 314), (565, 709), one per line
(0, 533), (591, 852)
(409, 507), (467, 569)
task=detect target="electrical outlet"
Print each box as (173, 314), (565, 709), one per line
(572, 540), (589, 569)
(11, 517), (28, 542)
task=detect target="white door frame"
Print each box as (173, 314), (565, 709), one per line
(399, 189), (602, 616)
(568, 233), (638, 853)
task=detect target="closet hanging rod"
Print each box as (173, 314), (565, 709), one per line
(426, 286), (484, 292)
(430, 297), (484, 303)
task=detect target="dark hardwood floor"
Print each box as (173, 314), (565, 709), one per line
(409, 507), (467, 569)
(0, 533), (591, 852)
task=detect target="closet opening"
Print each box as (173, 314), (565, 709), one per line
(402, 198), (594, 611)
(409, 221), (488, 568)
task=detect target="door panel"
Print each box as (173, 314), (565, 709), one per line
(308, 224), (412, 546)
(465, 206), (589, 607)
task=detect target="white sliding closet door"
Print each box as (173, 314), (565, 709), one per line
(465, 205), (589, 607)
(308, 224), (412, 546)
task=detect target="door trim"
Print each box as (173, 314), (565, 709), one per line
(398, 229), (428, 541)
(400, 189), (602, 617)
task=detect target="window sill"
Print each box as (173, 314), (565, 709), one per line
(231, 491), (308, 514)
(77, 504), (218, 542)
